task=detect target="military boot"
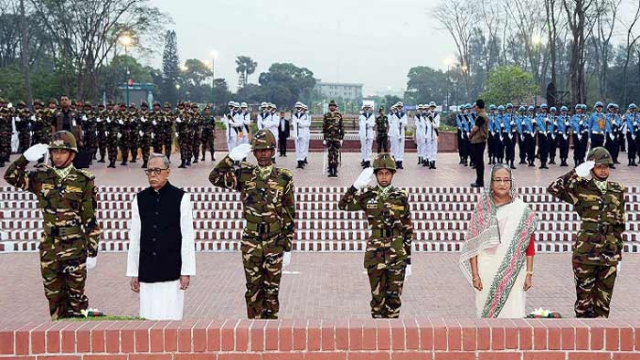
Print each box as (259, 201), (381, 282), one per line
(193, 156), (198, 164)
(141, 160), (148, 169)
(186, 158), (191, 166)
(108, 160), (116, 168)
(121, 159), (127, 166)
(296, 161), (303, 169)
(178, 160), (186, 168)
(510, 160), (516, 170)
(98, 156), (105, 163)
(397, 161), (403, 169)
(211, 153), (215, 161)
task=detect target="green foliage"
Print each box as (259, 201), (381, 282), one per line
(258, 63), (316, 107)
(161, 30), (180, 104)
(481, 66), (537, 105)
(405, 66), (448, 104)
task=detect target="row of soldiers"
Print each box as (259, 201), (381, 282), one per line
(456, 101), (640, 169)
(0, 98), (218, 169)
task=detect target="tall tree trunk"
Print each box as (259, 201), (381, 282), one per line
(19, 0), (33, 108)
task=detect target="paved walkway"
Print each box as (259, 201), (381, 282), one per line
(2, 151), (638, 189)
(1, 252), (639, 324)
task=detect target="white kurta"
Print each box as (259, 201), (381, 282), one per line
(126, 192), (196, 320)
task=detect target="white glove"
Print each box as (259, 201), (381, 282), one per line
(577, 134), (582, 141)
(563, 134), (568, 140)
(617, 261), (622, 275)
(106, 118), (111, 123)
(229, 143), (252, 161)
(117, 133), (122, 139)
(176, 117), (182, 123)
(340, 140), (344, 146)
(86, 257), (97, 270)
(405, 265), (412, 277)
(96, 117), (102, 122)
(323, 140), (327, 146)
(609, 134), (614, 141)
(140, 117), (146, 122)
(283, 252), (291, 267)
(23, 144), (49, 162)
(30, 115), (36, 121)
(353, 167), (374, 190)
(508, 134), (513, 140)
(118, 120), (124, 125)
(82, 115), (87, 121)
(152, 120), (157, 126)
(14, 117), (20, 122)
(139, 131), (143, 137)
(575, 160), (595, 178)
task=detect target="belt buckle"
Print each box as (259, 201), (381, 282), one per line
(49, 227), (59, 237)
(258, 223), (268, 234)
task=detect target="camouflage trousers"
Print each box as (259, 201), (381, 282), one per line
(240, 232), (284, 319)
(140, 135), (152, 162)
(18, 129), (31, 153)
(573, 260), (617, 318)
(201, 133), (215, 159)
(40, 243), (88, 319)
(0, 129), (12, 161)
(97, 133), (107, 160)
(326, 139), (341, 168)
(130, 134), (140, 161)
(119, 133), (131, 161)
(107, 136), (119, 162)
(192, 133), (201, 160)
(178, 133), (192, 161)
(153, 131), (173, 158)
(367, 258), (406, 318)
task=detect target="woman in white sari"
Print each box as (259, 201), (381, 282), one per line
(459, 164), (539, 318)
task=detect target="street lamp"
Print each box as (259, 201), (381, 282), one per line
(176, 84), (181, 101)
(209, 50), (219, 105)
(118, 33), (133, 106)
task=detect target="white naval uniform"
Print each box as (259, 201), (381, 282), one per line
(224, 111), (239, 151)
(358, 112), (375, 162)
(415, 113), (426, 160)
(238, 111), (251, 145)
(126, 193), (196, 321)
(426, 111), (440, 162)
(266, 112), (280, 145)
(293, 111), (311, 162)
(389, 111), (407, 161)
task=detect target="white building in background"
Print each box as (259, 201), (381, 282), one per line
(315, 81), (364, 100)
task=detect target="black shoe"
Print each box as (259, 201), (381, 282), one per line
(560, 160), (568, 167)
(632, 162), (638, 167)
(141, 161), (148, 168)
(549, 159), (556, 164)
(430, 161), (436, 169)
(304, 158), (308, 164)
(0, 161), (4, 167)
(510, 162), (517, 170)
(398, 161), (404, 169)
(609, 164), (616, 169)
(193, 158), (198, 164)
(470, 182), (484, 188)
(178, 160), (186, 168)
(120, 161), (127, 166)
(186, 159), (191, 166)
(615, 160), (621, 164)
(296, 161), (303, 169)
(108, 161), (116, 168)
(201, 157), (205, 161)
(418, 157), (422, 165)
(540, 165), (549, 169)
(364, 161), (371, 168)
(131, 159), (137, 163)
(519, 160), (526, 164)
(98, 158), (105, 163)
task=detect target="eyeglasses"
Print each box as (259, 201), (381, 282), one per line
(492, 178), (512, 184)
(144, 168), (168, 176)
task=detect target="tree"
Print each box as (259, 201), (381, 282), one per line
(161, 30), (179, 104)
(182, 58), (212, 86)
(405, 66), (448, 105)
(101, 55), (152, 102)
(481, 66), (537, 104)
(258, 63), (316, 107)
(562, 0), (598, 104)
(235, 55), (257, 88)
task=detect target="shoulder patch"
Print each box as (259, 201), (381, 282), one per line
(609, 181), (626, 192)
(76, 168), (95, 180)
(278, 168), (293, 179)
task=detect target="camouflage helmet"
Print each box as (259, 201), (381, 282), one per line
(49, 131), (78, 153)
(251, 129), (276, 150)
(34, 99), (44, 106)
(587, 147), (613, 165)
(48, 98), (59, 106)
(372, 153), (397, 173)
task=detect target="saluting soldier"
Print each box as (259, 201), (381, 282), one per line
(209, 130), (295, 319)
(338, 153), (413, 318)
(322, 100), (344, 177)
(4, 131), (101, 319)
(547, 147), (627, 318)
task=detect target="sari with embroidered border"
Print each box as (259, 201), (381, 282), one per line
(459, 192), (539, 318)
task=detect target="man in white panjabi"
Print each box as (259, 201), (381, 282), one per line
(127, 153), (196, 320)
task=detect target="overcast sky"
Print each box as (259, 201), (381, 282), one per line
(147, 0), (457, 95)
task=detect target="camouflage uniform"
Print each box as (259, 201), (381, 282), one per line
(16, 102), (33, 153)
(151, 104), (165, 154)
(338, 154), (413, 318)
(128, 105), (140, 163)
(32, 100), (52, 146)
(547, 147), (626, 318)
(176, 104), (192, 168)
(322, 100), (344, 177)
(3, 131), (101, 319)
(138, 103), (153, 168)
(95, 105), (108, 162)
(201, 111), (216, 161)
(106, 107), (121, 168)
(81, 103), (98, 162)
(118, 105), (132, 165)
(162, 105), (174, 159)
(209, 130), (295, 319)
(0, 98), (12, 166)
(375, 108), (390, 153)
(190, 105), (202, 163)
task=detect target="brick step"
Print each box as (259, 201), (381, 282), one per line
(3, 201), (640, 213)
(3, 219), (638, 232)
(3, 228), (639, 242)
(3, 239), (640, 254)
(5, 191), (638, 204)
(4, 208), (637, 221)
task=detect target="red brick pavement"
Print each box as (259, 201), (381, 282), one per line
(2, 151), (637, 189)
(1, 252), (639, 324)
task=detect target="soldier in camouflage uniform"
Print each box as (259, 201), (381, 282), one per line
(322, 100), (344, 177)
(15, 101), (33, 153)
(209, 130), (295, 319)
(81, 102), (98, 164)
(106, 104), (122, 168)
(375, 106), (389, 153)
(190, 103), (202, 164)
(201, 106), (216, 161)
(31, 100), (51, 146)
(338, 153), (413, 318)
(138, 102), (153, 168)
(128, 104), (140, 163)
(4, 131), (101, 319)
(547, 147), (627, 318)
(176, 102), (192, 168)
(162, 102), (174, 160)
(118, 103), (132, 166)
(95, 103), (108, 163)
(0, 97), (12, 167)
(151, 102), (164, 154)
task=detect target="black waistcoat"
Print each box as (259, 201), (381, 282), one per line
(137, 182), (185, 283)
